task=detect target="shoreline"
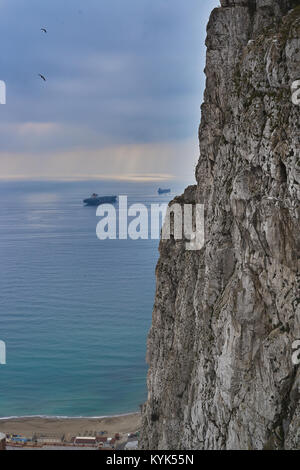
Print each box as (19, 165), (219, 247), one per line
(0, 411), (139, 421)
(0, 413), (141, 438)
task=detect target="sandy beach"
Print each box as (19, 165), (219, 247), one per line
(0, 413), (141, 439)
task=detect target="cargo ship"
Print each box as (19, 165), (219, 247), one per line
(83, 193), (117, 206)
(158, 188), (171, 195)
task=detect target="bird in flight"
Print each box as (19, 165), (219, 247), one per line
(41, 28), (47, 33)
(38, 74), (46, 81)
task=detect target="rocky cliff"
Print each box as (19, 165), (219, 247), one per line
(141, 0), (300, 450)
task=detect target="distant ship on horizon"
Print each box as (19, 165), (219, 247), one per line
(158, 188), (171, 195)
(83, 193), (117, 206)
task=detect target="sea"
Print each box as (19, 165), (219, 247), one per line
(0, 178), (186, 418)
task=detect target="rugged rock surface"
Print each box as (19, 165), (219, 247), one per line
(141, 0), (300, 450)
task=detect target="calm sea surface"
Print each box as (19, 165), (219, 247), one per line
(0, 179), (185, 417)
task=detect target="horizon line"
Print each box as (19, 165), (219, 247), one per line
(0, 173), (194, 183)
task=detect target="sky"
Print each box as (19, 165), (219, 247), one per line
(0, 0), (219, 182)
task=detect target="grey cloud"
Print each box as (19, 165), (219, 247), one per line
(0, 0), (219, 177)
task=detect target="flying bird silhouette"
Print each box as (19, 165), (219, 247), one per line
(38, 74), (46, 81)
(41, 28), (47, 33)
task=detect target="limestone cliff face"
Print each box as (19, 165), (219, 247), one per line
(141, 0), (300, 450)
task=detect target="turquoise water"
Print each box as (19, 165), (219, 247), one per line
(0, 179), (184, 418)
